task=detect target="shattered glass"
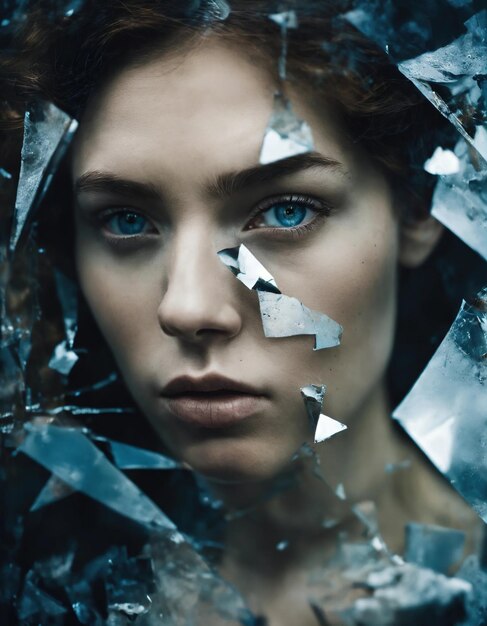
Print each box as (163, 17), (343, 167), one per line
(404, 522), (466, 574)
(301, 384), (347, 443)
(259, 93), (314, 165)
(10, 101), (78, 251)
(393, 288), (487, 521)
(268, 10), (298, 81)
(398, 11), (487, 161)
(429, 139), (487, 260)
(218, 244), (343, 349)
(18, 422), (177, 529)
(48, 271), (79, 376)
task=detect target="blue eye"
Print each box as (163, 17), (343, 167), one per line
(105, 211), (151, 236)
(258, 201), (316, 229)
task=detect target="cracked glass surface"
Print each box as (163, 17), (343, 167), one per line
(393, 288), (487, 521)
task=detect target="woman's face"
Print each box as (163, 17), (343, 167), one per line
(72, 39), (400, 482)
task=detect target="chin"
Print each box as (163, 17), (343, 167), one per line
(181, 438), (299, 485)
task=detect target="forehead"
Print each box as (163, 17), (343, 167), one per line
(72, 38), (350, 186)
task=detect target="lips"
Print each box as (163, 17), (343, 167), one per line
(160, 374), (268, 428)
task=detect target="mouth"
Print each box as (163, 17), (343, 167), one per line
(160, 375), (268, 429)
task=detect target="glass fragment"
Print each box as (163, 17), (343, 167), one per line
(404, 522), (465, 574)
(10, 101), (78, 251)
(18, 423), (176, 529)
(259, 93), (314, 165)
(429, 139), (487, 260)
(398, 11), (487, 160)
(393, 288), (487, 521)
(217, 244), (280, 293)
(268, 10), (298, 80)
(218, 244), (342, 350)
(301, 384), (347, 443)
(258, 291), (343, 350)
(344, 563), (472, 626)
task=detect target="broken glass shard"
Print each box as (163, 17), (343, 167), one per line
(301, 384), (347, 443)
(205, 0), (231, 21)
(18, 423), (176, 530)
(430, 138), (487, 261)
(218, 245), (343, 350)
(393, 288), (487, 522)
(48, 340), (79, 376)
(258, 291), (343, 350)
(346, 563), (472, 626)
(268, 10), (298, 80)
(217, 244), (280, 293)
(10, 101), (78, 250)
(404, 522), (465, 574)
(424, 146), (461, 175)
(398, 11), (487, 159)
(260, 93), (314, 165)
(105, 552), (155, 620)
(18, 574), (67, 622)
(218, 244), (342, 348)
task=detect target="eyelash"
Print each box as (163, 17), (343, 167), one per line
(95, 193), (333, 246)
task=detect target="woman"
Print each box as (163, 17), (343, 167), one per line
(1, 1), (485, 624)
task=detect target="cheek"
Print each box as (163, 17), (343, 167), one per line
(74, 235), (163, 385)
(268, 202), (400, 419)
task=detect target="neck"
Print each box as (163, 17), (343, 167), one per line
(203, 381), (479, 577)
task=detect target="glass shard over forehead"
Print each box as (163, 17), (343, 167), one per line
(301, 384), (347, 443)
(18, 423), (176, 530)
(393, 288), (487, 521)
(10, 101), (78, 251)
(260, 93), (314, 165)
(218, 244), (342, 349)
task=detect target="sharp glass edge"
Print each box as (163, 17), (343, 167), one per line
(18, 423), (177, 529)
(10, 102), (78, 252)
(393, 290), (487, 522)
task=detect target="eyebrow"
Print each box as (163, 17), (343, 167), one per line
(74, 151), (345, 201)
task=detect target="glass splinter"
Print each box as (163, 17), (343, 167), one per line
(260, 93), (314, 165)
(393, 288), (487, 522)
(217, 244), (280, 293)
(218, 244), (343, 349)
(48, 271), (79, 375)
(10, 101), (78, 251)
(300, 384), (347, 444)
(18, 423), (176, 529)
(268, 10), (298, 81)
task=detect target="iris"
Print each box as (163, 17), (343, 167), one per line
(106, 212), (148, 235)
(264, 202), (308, 228)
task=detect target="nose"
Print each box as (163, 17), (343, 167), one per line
(158, 232), (242, 344)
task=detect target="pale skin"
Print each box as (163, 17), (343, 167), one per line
(72, 38), (480, 624)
